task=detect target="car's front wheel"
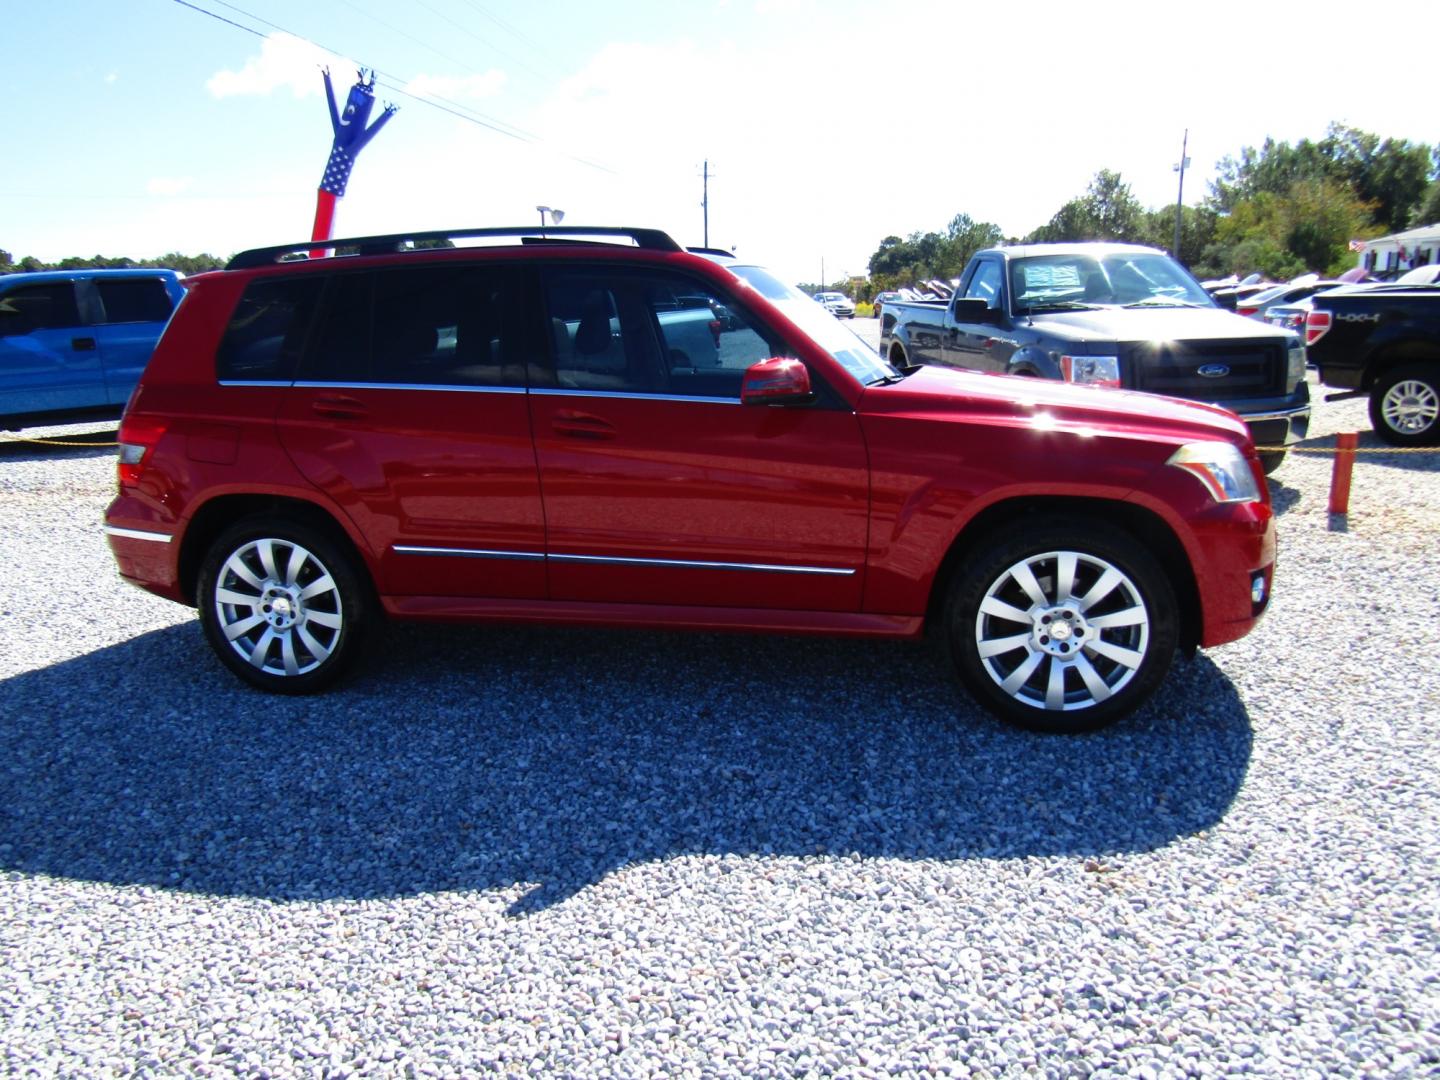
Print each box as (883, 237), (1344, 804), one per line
(1369, 362), (1440, 446)
(948, 520), (1178, 733)
(197, 516), (370, 693)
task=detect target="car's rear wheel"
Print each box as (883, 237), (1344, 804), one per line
(948, 520), (1178, 733)
(197, 516), (370, 693)
(1369, 362), (1440, 446)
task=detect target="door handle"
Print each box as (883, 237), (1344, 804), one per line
(553, 410), (616, 440)
(71, 337), (96, 352)
(311, 394), (368, 419)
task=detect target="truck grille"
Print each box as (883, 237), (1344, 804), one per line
(1127, 340), (1284, 401)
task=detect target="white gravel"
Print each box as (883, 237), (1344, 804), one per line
(1, 381), (1437, 1077)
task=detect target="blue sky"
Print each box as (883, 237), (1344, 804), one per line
(5, 0), (1437, 284)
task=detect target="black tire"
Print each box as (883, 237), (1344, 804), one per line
(947, 519), (1178, 733)
(1258, 450), (1286, 475)
(196, 515), (371, 694)
(1368, 362), (1440, 447)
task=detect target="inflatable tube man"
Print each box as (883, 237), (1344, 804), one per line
(310, 68), (396, 252)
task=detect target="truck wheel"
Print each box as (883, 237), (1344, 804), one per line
(1258, 450), (1286, 475)
(197, 516), (371, 694)
(947, 519), (1178, 733)
(1369, 363), (1440, 446)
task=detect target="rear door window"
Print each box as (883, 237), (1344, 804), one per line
(301, 265), (528, 388)
(96, 278), (176, 324)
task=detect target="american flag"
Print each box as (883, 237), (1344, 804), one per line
(320, 145), (356, 197)
(1348, 239), (1367, 253)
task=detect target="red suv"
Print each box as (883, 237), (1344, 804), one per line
(104, 226), (1275, 732)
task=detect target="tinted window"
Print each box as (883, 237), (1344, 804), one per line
(0, 283), (82, 334)
(216, 276), (323, 382)
(544, 269), (786, 399)
(97, 278), (176, 324)
(302, 265), (527, 388)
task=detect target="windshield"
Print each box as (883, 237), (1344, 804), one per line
(731, 266), (898, 385)
(1010, 252), (1213, 314)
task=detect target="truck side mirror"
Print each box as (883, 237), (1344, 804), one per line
(951, 297), (1002, 324)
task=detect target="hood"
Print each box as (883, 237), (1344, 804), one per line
(1028, 305), (1291, 346)
(862, 364), (1250, 446)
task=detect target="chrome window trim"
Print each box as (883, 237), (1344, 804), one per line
(393, 546), (545, 561)
(530, 388), (740, 406)
(549, 553), (854, 576)
(217, 380), (292, 388)
(103, 525), (174, 544)
(294, 381), (527, 395)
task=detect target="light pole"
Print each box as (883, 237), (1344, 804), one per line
(536, 205), (564, 228)
(1172, 130), (1190, 262)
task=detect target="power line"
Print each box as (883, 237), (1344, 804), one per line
(173, 0), (616, 172)
(198, 0), (534, 143)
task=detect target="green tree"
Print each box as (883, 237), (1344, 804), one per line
(1027, 170), (1145, 243)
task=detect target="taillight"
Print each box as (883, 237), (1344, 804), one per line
(1305, 310), (1333, 346)
(116, 416), (167, 486)
(1237, 306), (1258, 317)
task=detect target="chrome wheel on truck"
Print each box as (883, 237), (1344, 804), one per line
(1370, 363), (1440, 446)
(949, 520), (1177, 732)
(198, 517), (369, 692)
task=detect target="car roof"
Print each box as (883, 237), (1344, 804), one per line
(0, 268), (181, 287)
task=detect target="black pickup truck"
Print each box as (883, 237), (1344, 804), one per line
(1304, 283), (1440, 445)
(879, 243), (1310, 470)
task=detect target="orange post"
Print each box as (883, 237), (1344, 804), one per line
(1328, 431), (1359, 514)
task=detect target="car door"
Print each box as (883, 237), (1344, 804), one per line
(274, 263), (547, 600)
(90, 275), (181, 405)
(943, 258), (1011, 371)
(528, 265), (869, 612)
(0, 279), (102, 416)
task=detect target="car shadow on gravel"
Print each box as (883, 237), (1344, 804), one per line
(0, 622), (1253, 914)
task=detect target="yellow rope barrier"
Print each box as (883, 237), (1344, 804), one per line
(1255, 444), (1439, 455)
(0, 433), (119, 448)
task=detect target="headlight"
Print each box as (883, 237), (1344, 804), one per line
(1286, 337), (1305, 385)
(1168, 441), (1261, 504)
(1059, 354), (1121, 388)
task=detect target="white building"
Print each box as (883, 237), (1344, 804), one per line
(1352, 223), (1440, 278)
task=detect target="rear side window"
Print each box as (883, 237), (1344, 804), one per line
(217, 277), (324, 382)
(97, 278), (176, 324)
(0, 283), (82, 334)
(301, 265), (528, 388)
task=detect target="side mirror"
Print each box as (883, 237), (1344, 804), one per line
(741, 357), (813, 406)
(951, 297), (1002, 324)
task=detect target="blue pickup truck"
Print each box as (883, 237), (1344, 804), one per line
(0, 269), (185, 428)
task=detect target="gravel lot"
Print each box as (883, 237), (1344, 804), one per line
(1, 343), (1437, 1076)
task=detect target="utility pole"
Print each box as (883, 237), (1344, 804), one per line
(701, 160), (710, 247)
(1173, 129), (1191, 262)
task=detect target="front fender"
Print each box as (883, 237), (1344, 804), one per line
(1006, 345), (1061, 379)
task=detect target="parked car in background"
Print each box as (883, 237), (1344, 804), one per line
(1235, 277), (1345, 319)
(103, 224), (1276, 733)
(0, 268), (184, 427)
(812, 291), (855, 318)
(1263, 300), (1312, 338)
(872, 290), (901, 319)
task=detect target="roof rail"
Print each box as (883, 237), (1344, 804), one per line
(226, 225), (684, 270)
(686, 246), (737, 258)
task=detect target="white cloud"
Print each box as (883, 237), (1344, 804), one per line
(403, 71), (507, 102)
(104, 72), (118, 85)
(146, 177), (194, 197)
(206, 32), (348, 99)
